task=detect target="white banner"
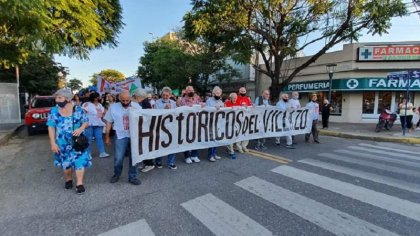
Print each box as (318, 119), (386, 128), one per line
(97, 76), (141, 95)
(129, 106), (313, 165)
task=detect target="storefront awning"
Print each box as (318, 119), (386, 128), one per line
(283, 77), (420, 92)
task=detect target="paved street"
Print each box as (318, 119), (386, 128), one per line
(1, 128), (420, 235)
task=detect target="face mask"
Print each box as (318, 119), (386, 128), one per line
(57, 101), (68, 108)
(187, 92), (194, 97)
(282, 99), (288, 102)
(214, 96), (220, 100)
(240, 93), (246, 97)
(122, 101), (131, 108)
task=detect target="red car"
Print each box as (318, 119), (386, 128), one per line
(25, 96), (55, 135)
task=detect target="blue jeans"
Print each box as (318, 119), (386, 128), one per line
(155, 154), (176, 166)
(114, 137), (138, 180)
(184, 150), (199, 158)
(85, 126), (106, 154)
(208, 147), (217, 159)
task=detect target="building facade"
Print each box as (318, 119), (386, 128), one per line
(257, 42), (420, 123)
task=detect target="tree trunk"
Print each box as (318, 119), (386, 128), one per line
(269, 78), (281, 104)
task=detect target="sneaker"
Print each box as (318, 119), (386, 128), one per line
(254, 146), (261, 151)
(285, 145), (296, 149)
(208, 156), (216, 162)
(416, 127), (420, 131)
(185, 157), (193, 164)
(191, 156), (201, 163)
(75, 185), (86, 194)
(229, 153), (237, 159)
(99, 152), (110, 158)
(314, 140), (320, 144)
(275, 141), (281, 146)
(214, 155), (221, 160)
(260, 145), (268, 151)
(156, 163), (163, 169)
(141, 165), (155, 173)
(237, 146), (244, 153)
(168, 164), (177, 170)
(65, 180), (73, 190)
(110, 175), (119, 183)
(128, 178), (141, 185)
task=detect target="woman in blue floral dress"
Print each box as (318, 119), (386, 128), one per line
(47, 88), (90, 194)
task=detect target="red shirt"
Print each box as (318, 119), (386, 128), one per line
(237, 95), (252, 106)
(224, 100), (239, 107)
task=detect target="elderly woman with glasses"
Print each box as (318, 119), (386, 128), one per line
(47, 88), (90, 194)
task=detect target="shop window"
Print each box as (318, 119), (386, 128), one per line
(395, 92), (414, 108)
(362, 92), (375, 114)
(376, 92), (392, 114)
(315, 91), (342, 115)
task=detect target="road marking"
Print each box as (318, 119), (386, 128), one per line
(247, 149), (291, 164)
(348, 146), (420, 162)
(318, 153), (420, 178)
(271, 166), (420, 222)
(181, 193), (273, 236)
(236, 176), (398, 236)
(359, 143), (420, 155)
(334, 149), (420, 168)
(300, 158), (420, 194)
(98, 219), (155, 236)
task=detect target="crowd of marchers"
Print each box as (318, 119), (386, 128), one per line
(47, 85), (324, 194)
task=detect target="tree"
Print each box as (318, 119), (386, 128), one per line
(184, 0), (408, 101)
(138, 33), (239, 94)
(0, 0), (123, 67)
(0, 54), (68, 95)
(68, 78), (83, 92)
(90, 69), (126, 85)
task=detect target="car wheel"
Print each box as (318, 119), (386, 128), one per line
(27, 126), (36, 136)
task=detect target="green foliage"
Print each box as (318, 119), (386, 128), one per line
(68, 78), (83, 92)
(0, 0), (123, 67)
(0, 54), (68, 95)
(137, 35), (239, 94)
(90, 69), (126, 85)
(184, 0), (408, 100)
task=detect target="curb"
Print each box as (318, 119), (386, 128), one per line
(319, 129), (420, 145)
(0, 124), (24, 146)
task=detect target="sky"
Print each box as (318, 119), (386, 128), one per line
(55, 0), (420, 87)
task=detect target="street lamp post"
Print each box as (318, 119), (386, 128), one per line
(326, 63), (337, 103)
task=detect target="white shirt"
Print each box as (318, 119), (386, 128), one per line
(83, 102), (105, 126)
(290, 98), (301, 110)
(306, 101), (320, 121)
(104, 102), (141, 139)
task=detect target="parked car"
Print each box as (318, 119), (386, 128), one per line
(25, 96), (55, 135)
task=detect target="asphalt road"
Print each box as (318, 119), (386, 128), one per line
(0, 128), (420, 236)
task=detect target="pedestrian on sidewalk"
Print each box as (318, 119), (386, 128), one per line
(154, 87), (178, 169)
(105, 90), (142, 185)
(398, 98), (414, 133)
(321, 99), (333, 129)
(47, 88), (90, 194)
(83, 92), (110, 158)
(206, 86), (225, 162)
(179, 86), (202, 164)
(305, 94), (320, 144)
(254, 90), (271, 151)
(134, 88), (155, 173)
(275, 93), (295, 149)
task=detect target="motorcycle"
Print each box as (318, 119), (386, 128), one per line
(375, 108), (397, 132)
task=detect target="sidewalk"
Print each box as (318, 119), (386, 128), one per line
(0, 122), (24, 145)
(319, 122), (420, 144)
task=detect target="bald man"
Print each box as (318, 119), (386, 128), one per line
(104, 90), (142, 185)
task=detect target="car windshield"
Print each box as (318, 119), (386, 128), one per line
(31, 98), (55, 108)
